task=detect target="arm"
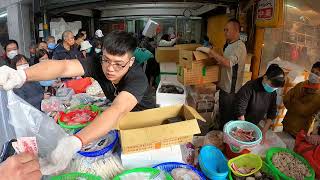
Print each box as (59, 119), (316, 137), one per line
(25, 60), (84, 81)
(208, 50), (232, 68)
(76, 91), (138, 145)
(159, 38), (177, 47)
(234, 83), (253, 120)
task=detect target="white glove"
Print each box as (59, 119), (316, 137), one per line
(196, 47), (211, 54)
(0, 65), (26, 90)
(40, 136), (82, 175)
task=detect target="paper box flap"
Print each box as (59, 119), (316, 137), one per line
(174, 44), (202, 51)
(193, 51), (209, 61)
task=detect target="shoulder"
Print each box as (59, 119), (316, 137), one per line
(125, 63), (147, 82)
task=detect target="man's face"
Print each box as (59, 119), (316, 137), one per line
(39, 42), (48, 51)
(29, 47), (36, 54)
(6, 43), (18, 54)
(65, 33), (75, 46)
(101, 49), (134, 82)
(81, 31), (87, 39)
(47, 38), (55, 44)
(224, 22), (237, 42)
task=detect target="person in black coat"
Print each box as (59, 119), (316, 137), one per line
(52, 30), (82, 60)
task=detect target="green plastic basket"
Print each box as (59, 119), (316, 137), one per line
(266, 147), (315, 180)
(113, 167), (174, 180)
(50, 172), (102, 180)
(228, 153), (262, 177)
(228, 161), (280, 180)
(58, 104), (102, 130)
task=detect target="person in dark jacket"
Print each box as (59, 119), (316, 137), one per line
(10, 54), (44, 110)
(233, 64), (285, 143)
(52, 30), (82, 60)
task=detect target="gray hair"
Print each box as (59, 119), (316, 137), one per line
(62, 30), (73, 41)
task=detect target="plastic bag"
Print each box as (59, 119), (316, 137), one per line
(0, 90), (15, 147)
(65, 78), (92, 94)
(6, 90), (68, 157)
(70, 93), (96, 107)
(41, 97), (65, 113)
(86, 80), (103, 96)
(55, 87), (74, 102)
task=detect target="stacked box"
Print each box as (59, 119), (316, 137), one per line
(186, 83), (216, 113)
(156, 81), (186, 107)
(159, 62), (178, 82)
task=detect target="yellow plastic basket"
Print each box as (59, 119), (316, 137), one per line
(228, 153), (262, 177)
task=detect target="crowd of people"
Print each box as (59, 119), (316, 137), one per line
(0, 20), (319, 179)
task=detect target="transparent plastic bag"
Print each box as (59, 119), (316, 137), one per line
(0, 90), (15, 147)
(70, 93), (96, 107)
(55, 87), (74, 102)
(6, 90), (68, 157)
(41, 97), (65, 113)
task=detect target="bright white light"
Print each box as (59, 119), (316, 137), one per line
(286, 4), (298, 9)
(0, 13), (7, 18)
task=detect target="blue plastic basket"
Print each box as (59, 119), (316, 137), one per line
(76, 130), (119, 157)
(153, 162), (206, 180)
(199, 145), (229, 180)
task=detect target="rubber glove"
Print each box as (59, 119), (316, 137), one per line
(306, 135), (320, 145)
(196, 47), (211, 54)
(40, 136), (82, 175)
(0, 66), (26, 90)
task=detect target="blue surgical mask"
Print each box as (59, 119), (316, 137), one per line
(48, 43), (56, 50)
(262, 82), (278, 93)
(39, 80), (54, 87)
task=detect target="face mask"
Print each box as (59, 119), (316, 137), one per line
(16, 64), (29, 71)
(86, 48), (92, 54)
(262, 82), (278, 93)
(48, 43), (56, 50)
(95, 48), (101, 54)
(309, 73), (320, 84)
(30, 53), (36, 57)
(39, 80), (54, 87)
(7, 50), (18, 59)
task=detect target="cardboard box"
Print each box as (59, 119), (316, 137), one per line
(186, 84), (216, 113)
(179, 50), (212, 69)
(242, 72), (252, 85)
(155, 47), (179, 63)
(117, 105), (204, 154)
(121, 145), (183, 169)
(178, 65), (219, 85)
(156, 81), (186, 107)
(174, 44), (202, 51)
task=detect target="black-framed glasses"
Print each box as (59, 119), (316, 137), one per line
(101, 57), (134, 72)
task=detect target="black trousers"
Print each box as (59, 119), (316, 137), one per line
(219, 89), (236, 130)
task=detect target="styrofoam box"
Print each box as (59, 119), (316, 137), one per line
(121, 145), (184, 169)
(156, 81), (186, 107)
(160, 62), (177, 73)
(142, 19), (158, 38)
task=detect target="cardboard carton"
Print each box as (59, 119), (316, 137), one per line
(242, 72), (252, 85)
(186, 84), (216, 113)
(174, 44), (202, 51)
(178, 65), (219, 85)
(117, 105), (205, 154)
(179, 50), (211, 69)
(155, 47), (179, 63)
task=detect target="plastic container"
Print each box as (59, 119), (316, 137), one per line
(228, 161), (280, 180)
(266, 147), (315, 180)
(223, 121), (262, 153)
(58, 104), (102, 130)
(78, 130), (119, 157)
(153, 162), (206, 180)
(113, 167), (173, 180)
(228, 154), (262, 177)
(51, 172), (102, 180)
(198, 145), (229, 180)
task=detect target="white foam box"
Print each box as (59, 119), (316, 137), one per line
(142, 19), (158, 38)
(121, 145), (184, 169)
(156, 81), (186, 107)
(160, 62), (178, 83)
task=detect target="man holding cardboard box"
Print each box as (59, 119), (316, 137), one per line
(197, 19), (247, 128)
(0, 31), (155, 175)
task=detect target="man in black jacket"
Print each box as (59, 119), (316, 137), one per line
(52, 31), (82, 60)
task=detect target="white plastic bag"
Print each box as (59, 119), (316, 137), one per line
(6, 90), (68, 157)
(0, 90), (15, 147)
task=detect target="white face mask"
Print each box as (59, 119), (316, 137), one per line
(7, 50), (18, 59)
(95, 48), (101, 54)
(309, 73), (320, 84)
(16, 64), (29, 71)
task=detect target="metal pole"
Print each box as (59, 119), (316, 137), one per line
(43, 9), (49, 39)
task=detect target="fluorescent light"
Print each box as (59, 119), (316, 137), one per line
(0, 13), (7, 18)
(286, 4), (298, 9)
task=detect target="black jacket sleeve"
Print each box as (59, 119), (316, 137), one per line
(267, 92), (277, 119)
(234, 82), (253, 118)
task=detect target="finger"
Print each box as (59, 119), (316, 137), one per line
(15, 153), (36, 163)
(40, 164), (61, 175)
(23, 170), (42, 180)
(21, 159), (40, 174)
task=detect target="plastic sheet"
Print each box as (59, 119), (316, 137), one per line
(6, 90), (68, 157)
(0, 90), (15, 148)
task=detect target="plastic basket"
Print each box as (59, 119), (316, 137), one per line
(77, 130), (119, 157)
(223, 121), (262, 153)
(153, 162), (206, 180)
(228, 162), (280, 180)
(113, 167), (173, 180)
(198, 145), (229, 180)
(51, 172), (102, 180)
(266, 147), (315, 180)
(228, 153), (262, 177)
(58, 104), (102, 130)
